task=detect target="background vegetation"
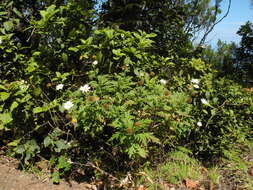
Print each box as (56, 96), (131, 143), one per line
(0, 0), (252, 188)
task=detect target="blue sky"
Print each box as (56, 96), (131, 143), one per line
(207, 0), (253, 46)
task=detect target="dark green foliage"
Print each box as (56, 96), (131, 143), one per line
(189, 78), (253, 157)
(99, 0), (190, 55)
(202, 41), (238, 77)
(237, 21), (253, 82)
(99, 0), (224, 56)
(0, 0), (252, 185)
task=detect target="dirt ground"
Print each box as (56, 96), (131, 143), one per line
(0, 155), (96, 190)
(0, 149), (253, 190)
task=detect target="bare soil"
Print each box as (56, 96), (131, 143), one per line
(0, 155), (96, 190)
(0, 147), (252, 190)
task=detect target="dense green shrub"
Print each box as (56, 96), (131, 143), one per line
(0, 2), (253, 183)
(189, 77), (253, 156)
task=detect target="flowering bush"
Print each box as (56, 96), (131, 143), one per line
(0, 3), (252, 183)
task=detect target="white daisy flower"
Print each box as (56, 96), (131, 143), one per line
(63, 101), (74, 110)
(201, 98), (208, 105)
(80, 84), (91, 93)
(193, 84), (200, 89)
(197, 121), (203, 127)
(160, 79), (167, 85)
(92, 60), (98, 65)
(56, 84), (64, 90)
(191, 79), (200, 84)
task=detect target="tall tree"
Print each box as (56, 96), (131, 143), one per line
(98, 0), (230, 56)
(236, 21), (253, 83)
(99, 0), (190, 56)
(202, 40), (237, 77)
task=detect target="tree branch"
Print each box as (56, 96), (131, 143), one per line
(199, 0), (232, 45)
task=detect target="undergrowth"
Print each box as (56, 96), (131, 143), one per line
(0, 2), (253, 189)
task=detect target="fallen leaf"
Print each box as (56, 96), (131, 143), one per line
(185, 178), (199, 189)
(248, 167), (253, 176)
(136, 185), (147, 190)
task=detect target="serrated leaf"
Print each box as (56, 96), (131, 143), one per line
(138, 147), (147, 158)
(149, 135), (161, 144)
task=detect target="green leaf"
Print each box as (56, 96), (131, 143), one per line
(13, 8), (23, 17)
(203, 109), (208, 114)
(27, 59), (38, 72)
(56, 72), (61, 77)
(0, 124), (4, 130)
(0, 92), (10, 101)
(43, 136), (52, 147)
(80, 37), (93, 46)
(33, 106), (49, 114)
(0, 113), (12, 124)
(3, 21), (14, 31)
(0, 11), (8, 16)
(10, 101), (19, 111)
(112, 49), (125, 57)
(57, 156), (71, 171)
(138, 147), (147, 158)
(33, 87), (42, 97)
(62, 53), (68, 62)
(149, 135), (161, 144)
(105, 29), (114, 39)
(7, 139), (21, 147)
(146, 33), (157, 38)
(15, 145), (25, 154)
(32, 51), (41, 56)
(39, 5), (58, 22)
(52, 171), (60, 184)
(54, 139), (69, 152)
(0, 84), (7, 90)
(68, 47), (79, 52)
